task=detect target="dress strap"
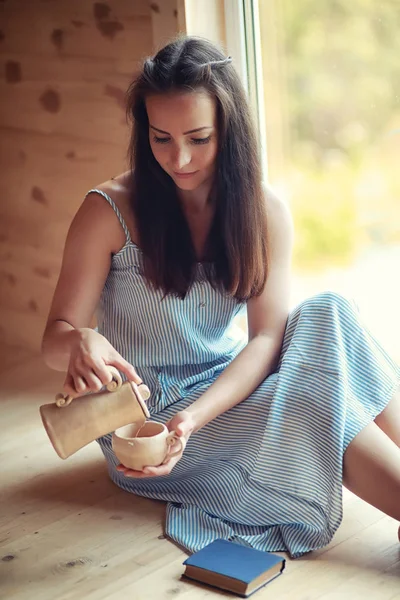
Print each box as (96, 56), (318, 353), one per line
(85, 188), (132, 244)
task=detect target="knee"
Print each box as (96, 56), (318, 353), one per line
(297, 290), (357, 316)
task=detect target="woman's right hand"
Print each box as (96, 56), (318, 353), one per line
(64, 328), (142, 397)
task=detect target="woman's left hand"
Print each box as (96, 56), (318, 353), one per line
(116, 410), (196, 478)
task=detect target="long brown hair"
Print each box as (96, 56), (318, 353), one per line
(126, 36), (267, 301)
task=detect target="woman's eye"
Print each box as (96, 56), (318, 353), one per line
(152, 135), (211, 145)
(153, 136), (170, 144)
(192, 136), (211, 145)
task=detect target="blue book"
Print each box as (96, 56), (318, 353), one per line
(182, 539), (286, 597)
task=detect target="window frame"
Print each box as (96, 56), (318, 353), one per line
(224, 0), (269, 180)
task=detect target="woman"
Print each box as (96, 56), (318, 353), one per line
(42, 36), (400, 558)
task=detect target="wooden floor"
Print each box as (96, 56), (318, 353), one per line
(0, 349), (399, 600)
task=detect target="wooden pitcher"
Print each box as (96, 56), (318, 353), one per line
(40, 367), (150, 459)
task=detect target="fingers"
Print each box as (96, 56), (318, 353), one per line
(168, 435), (186, 457)
(142, 463), (172, 477)
(64, 366), (108, 396)
(83, 356), (114, 389)
(63, 372), (80, 397)
(116, 464), (155, 478)
(142, 450), (184, 476)
(166, 413), (195, 438)
(65, 354), (123, 396)
(65, 345), (143, 397)
(80, 368), (104, 391)
(116, 459), (178, 478)
(63, 371), (91, 396)
(174, 423), (187, 437)
(91, 361), (114, 387)
(109, 353), (142, 385)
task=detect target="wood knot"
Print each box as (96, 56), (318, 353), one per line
(2, 555), (15, 562)
(65, 558), (87, 568)
(53, 556), (92, 574)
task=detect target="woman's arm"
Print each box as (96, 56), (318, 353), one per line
(42, 189), (141, 394)
(186, 186), (294, 431)
(42, 191), (120, 369)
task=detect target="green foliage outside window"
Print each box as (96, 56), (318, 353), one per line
(264, 0), (400, 269)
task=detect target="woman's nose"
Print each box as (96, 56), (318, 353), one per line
(172, 146), (191, 171)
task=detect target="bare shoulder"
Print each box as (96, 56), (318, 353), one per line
(72, 171), (138, 254)
(92, 171), (131, 207)
(91, 171), (138, 244)
(263, 182), (292, 221)
(262, 183), (294, 257)
(263, 184), (294, 243)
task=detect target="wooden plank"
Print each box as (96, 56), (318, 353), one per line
(1, 1), (151, 60)
(0, 211), (69, 254)
(150, 0), (179, 51)
(181, 0), (227, 48)
(0, 167), (113, 224)
(0, 345), (36, 375)
(1, 0), (149, 21)
(0, 127), (129, 200)
(0, 52), (143, 81)
(0, 0), (155, 351)
(0, 264), (57, 319)
(0, 84), (133, 146)
(0, 188), (75, 229)
(0, 306), (48, 352)
(0, 355), (399, 600)
(0, 240), (63, 275)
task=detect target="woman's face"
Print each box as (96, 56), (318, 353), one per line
(146, 90), (218, 192)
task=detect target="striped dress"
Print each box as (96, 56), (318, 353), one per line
(89, 189), (399, 559)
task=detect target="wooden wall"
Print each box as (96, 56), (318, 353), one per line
(0, 0), (179, 353)
(179, 0), (226, 49)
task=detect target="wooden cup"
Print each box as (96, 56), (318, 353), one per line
(112, 421), (183, 471)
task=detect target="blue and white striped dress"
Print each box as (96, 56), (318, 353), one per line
(89, 189), (399, 558)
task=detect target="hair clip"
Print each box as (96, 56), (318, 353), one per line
(205, 56), (233, 69)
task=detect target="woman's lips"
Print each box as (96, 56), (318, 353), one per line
(173, 171), (198, 179)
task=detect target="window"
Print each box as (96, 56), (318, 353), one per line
(226, 0), (400, 361)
